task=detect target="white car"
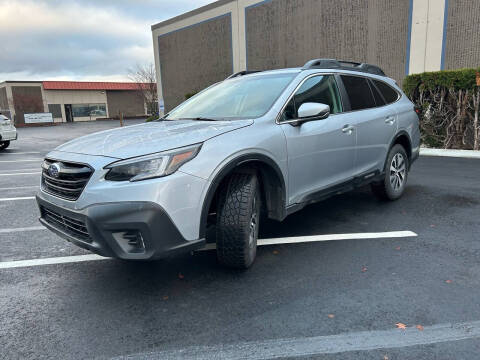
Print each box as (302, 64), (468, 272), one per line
(0, 114), (17, 150)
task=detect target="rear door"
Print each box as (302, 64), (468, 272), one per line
(279, 74), (356, 205)
(340, 75), (398, 175)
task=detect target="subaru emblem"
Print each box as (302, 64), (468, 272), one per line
(48, 163), (61, 178)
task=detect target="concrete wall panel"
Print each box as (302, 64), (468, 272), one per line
(444, 0), (480, 70)
(0, 87), (8, 111)
(106, 90), (145, 117)
(158, 14), (233, 111)
(245, 0), (410, 83)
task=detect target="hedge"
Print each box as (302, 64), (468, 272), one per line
(403, 67), (480, 150)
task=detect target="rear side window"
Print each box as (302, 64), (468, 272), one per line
(368, 80), (386, 106)
(340, 75), (376, 111)
(372, 80), (399, 104)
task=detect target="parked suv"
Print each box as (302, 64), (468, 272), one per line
(36, 59), (420, 268)
(0, 114), (17, 150)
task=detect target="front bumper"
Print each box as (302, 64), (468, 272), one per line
(36, 196), (205, 260)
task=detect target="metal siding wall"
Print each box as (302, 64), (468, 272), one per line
(11, 86), (44, 125)
(443, 0), (480, 70)
(245, 0), (409, 83)
(158, 14), (233, 111)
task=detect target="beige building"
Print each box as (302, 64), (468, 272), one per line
(0, 81), (150, 126)
(151, 0), (480, 113)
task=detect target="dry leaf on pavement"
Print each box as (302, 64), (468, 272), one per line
(178, 273), (184, 279)
(416, 324), (424, 331)
(361, 266), (368, 272)
(327, 314), (335, 319)
(395, 323), (407, 329)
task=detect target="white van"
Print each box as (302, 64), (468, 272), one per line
(0, 114), (17, 150)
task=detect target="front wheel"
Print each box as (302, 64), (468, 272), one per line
(0, 141), (10, 150)
(371, 144), (409, 201)
(216, 172), (261, 269)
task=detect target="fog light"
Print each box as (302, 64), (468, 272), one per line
(112, 230), (146, 254)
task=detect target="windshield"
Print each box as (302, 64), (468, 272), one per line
(165, 72), (297, 120)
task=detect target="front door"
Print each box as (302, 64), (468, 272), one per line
(279, 74), (356, 205)
(64, 104), (73, 122)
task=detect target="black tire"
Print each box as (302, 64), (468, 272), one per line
(371, 144), (409, 201)
(216, 172), (261, 269)
(0, 141), (10, 150)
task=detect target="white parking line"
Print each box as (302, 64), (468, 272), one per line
(0, 231), (417, 269)
(0, 226), (45, 234)
(0, 254), (106, 269)
(1, 151), (41, 155)
(200, 230), (418, 250)
(0, 196), (36, 202)
(0, 185), (39, 191)
(117, 320), (480, 359)
(0, 159), (42, 163)
(0, 172), (40, 176)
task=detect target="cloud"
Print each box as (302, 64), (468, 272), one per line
(0, 0), (215, 81)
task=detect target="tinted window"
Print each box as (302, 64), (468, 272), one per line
(281, 75), (342, 121)
(341, 75), (376, 111)
(368, 80), (386, 106)
(373, 80), (399, 104)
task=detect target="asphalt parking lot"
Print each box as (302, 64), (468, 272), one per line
(1, 121), (480, 359)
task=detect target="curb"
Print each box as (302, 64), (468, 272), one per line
(420, 148), (480, 159)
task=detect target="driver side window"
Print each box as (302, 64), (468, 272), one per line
(281, 75), (342, 122)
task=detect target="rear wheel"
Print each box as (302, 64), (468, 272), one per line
(371, 144), (409, 201)
(0, 141), (10, 150)
(216, 172), (261, 269)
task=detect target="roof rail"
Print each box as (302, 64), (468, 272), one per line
(226, 70), (262, 80)
(302, 59), (386, 76)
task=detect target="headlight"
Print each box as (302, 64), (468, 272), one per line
(104, 143), (202, 182)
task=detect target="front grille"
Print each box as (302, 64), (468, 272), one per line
(41, 206), (91, 243)
(41, 159), (93, 201)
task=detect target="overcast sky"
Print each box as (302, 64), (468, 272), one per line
(0, 0), (215, 82)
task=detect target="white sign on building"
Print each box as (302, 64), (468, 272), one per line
(24, 113), (54, 124)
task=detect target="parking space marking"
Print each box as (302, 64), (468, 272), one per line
(0, 172), (41, 176)
(0, 254), (106, 269)
(118, 320), (480, 359)
(0, 159), (42, 163)
(0, 196), (35, 202)
(0, 226), (45, 234)
(0, 231), (417, 269)
(0, 185), (39, 191)
(200, 231), (418, 250)
(1, 151), (41, 155)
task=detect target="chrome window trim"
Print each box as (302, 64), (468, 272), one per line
(276, 71), (402, 125)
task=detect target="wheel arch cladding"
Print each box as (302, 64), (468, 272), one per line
(199, 153), (287, 239)
(393, 132), (412, 160)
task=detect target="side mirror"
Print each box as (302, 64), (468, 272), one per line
(297, 102), (330, 120)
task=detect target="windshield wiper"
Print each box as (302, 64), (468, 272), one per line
(179, 117), (218, 122)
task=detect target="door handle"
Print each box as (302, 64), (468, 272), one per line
(385, 116), (396, 125)
(342, 125), (355, 134)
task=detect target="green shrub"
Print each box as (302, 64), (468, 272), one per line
(403, 67), (480, 150)
(145, 115), (157, 122)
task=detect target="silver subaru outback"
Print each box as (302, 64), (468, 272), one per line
(36, 59), (420, 269)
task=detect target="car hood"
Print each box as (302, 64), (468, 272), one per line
(55, 119), (253, 159)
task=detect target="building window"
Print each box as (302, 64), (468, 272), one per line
(48, 104), (62, 118)
(72, 103), (107, 118)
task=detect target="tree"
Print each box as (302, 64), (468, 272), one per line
(128, 63), (158, 116)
